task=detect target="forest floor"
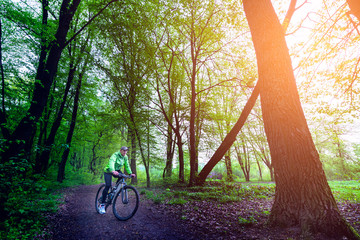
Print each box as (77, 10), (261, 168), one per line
(45, 184), (360, 240)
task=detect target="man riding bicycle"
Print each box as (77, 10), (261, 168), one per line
(99, 146), (136, 214)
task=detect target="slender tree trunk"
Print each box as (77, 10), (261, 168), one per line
(129, 110), (150, 187)
(128, 128), (137, 184)
(163, 118), (175, 178)
(243, 0), (360, 238)
(0, 18), (10, 139)
(195, 83), (259, 185)
(236, 144), (251, 182)
(224, 150), (233, 182)
(89, 133), (101, 175)
(256, 157), (263, 181)
(177, 138), (185, 183)
(57, 76), (81, 182)
(189, 75), (197, 185)
(189, 17), (198, 186)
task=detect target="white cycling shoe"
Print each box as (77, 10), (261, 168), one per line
(99, 204), (106, 214)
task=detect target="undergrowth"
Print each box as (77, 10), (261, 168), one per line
(0, 163), (94, 240)
(141, 181), (276, 205)
(141, 180), (360, 205)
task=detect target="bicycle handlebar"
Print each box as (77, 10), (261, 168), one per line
(115, 173), (133, 179)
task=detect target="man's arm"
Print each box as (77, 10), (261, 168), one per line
(108, 153), (117, 172)
(123, 156), (133, 175)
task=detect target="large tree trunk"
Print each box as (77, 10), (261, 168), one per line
(347, 0), (360, 22)
(35, 65), (75, 173)
(243, 0), (359, 238)
(2, 0), (81, 163)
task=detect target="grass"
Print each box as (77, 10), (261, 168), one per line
(141, 180), (360, 205)
(328, 180), (360, 202)
(141, 181), (276, 204)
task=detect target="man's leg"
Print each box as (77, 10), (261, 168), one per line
(101, 172), (112, 204)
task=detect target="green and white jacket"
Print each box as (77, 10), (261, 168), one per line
(104, 151), (132, 174)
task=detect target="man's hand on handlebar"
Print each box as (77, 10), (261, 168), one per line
(112, 171), (136, 178)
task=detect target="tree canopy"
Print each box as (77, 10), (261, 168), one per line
(1, 0), (360, 238)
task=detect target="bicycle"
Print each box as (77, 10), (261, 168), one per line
(95, 173), (139, 221)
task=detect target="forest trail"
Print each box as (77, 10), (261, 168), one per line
(48, 185), (360, 240)
(49, 185), (195, 240)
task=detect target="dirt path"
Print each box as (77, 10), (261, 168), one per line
(48, 185), (360, 240)
(49, 185), (196, 240)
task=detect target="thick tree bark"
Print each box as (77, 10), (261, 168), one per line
(347, 0), (360, 22)
(243, 0), (360, 238)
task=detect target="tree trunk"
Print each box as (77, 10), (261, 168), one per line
(255, 157), (263, 181)
(243, 0), (360, 238)
(235, 144), (250, 182)
(195, 83), (259, 185)
(347, 0), (360, 22)
(89, 133), (101, 175)
(224, 150), (233, 182)
(188, 20), (198, 186)
(2, 0), (81, 163)
(57, 76), (81, 182)
(163, 119), (175, 179)
(128, 128), (137, 184)
(177, 138), (185, 183)
(35, 65), (75, 173)
(0, 18), (10, 139)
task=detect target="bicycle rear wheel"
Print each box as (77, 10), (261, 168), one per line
(112, 185), (139, 221)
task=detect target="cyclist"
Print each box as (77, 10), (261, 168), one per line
(99, 146), (136, 214)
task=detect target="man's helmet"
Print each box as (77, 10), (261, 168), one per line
(121, 146), (129, 151)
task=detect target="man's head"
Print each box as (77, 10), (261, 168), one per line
(120, 146), (128, 156)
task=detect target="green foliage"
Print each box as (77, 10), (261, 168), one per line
(142, 189), (169, 204)
(3, 181), (59, 240)
(238, 215), (257, 226)
(142, 181), (275, 205)
(0, 158), (60, 239)
(329, 181), (360, 203)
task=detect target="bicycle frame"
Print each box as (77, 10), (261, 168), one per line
(110, 174), (129, 204)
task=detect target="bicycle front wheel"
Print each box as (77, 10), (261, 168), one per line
(95, 184), (106, 213)
(112, 185), (139, 221)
